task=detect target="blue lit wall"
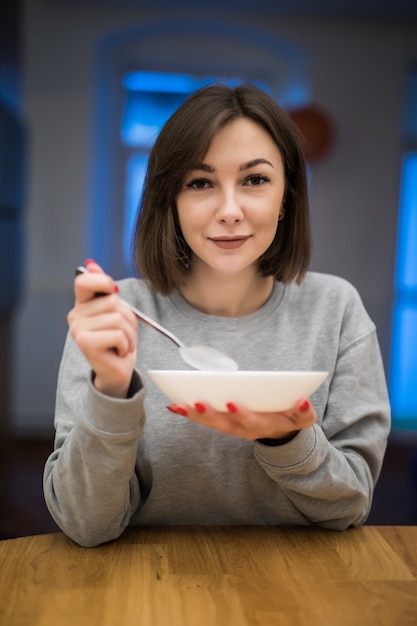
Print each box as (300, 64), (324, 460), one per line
(390, 153), (417, 428)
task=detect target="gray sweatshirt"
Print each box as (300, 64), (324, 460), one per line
(43, 272), (390, 547)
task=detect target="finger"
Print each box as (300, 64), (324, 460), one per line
(74, 261), (118, 304)
(70, 294), (136, 325)
(192, 401), (314, 439)
(71, 308), (137, 338)
(183, 403), (245, 436)
(70, 307), (138, 354)
(282, 398), (317, 427)
(76, 327), (134, 360)
(184, 401), (254, 435)
(84, 258), (104, 274)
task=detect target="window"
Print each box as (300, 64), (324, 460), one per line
(390, 66), (417, 429)
(89, 21), (309, 278)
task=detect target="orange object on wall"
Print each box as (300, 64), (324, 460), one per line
(288, 104), (336, 163)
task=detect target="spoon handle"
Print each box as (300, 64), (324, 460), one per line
(120, 300), (184, 348)
(75, 266), (184, 348)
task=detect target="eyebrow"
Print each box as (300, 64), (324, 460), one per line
(190, 158), (274, 174)
(240, 158), (274, 171)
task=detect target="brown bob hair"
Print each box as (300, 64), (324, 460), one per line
(133, 83), (310, 295)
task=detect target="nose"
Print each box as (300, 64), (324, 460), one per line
(216, 189), (244, 224)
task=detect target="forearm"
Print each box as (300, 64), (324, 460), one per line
(44, 376), (146, 547)
(254, 326), (391, 529)
(254, 423), (384, 530)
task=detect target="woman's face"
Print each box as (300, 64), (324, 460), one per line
(176, 117), (286, 278)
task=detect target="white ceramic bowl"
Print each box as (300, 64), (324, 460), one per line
(147, 370), (328, 412)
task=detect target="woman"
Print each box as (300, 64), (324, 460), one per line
(44, 84), (390, 547)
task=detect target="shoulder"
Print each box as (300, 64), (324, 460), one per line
(284, 271), (375, 346)
(301, 271), (360, 293)
(292, 271), (365, 308)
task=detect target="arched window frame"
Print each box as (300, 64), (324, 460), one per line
(88, 19), (309, 279)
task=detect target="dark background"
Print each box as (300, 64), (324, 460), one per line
(0, 0), (416, 539)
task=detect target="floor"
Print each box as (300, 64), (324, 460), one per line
(0, 434), (416, 540)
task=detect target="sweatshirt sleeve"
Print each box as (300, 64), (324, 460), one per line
(43, 334), (146, 547)
(254, 328), (391, 530)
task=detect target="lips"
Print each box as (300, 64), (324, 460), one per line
(208, 235), (251, 250)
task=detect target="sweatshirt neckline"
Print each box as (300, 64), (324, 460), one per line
(168, 281), (287, 330)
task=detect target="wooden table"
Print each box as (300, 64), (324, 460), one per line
(1, 526), (416, 626)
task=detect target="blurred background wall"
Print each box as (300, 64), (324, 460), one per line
(3, 0), (417, 435)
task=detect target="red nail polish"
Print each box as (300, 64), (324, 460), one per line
(226, 402), (238, 414)
(166, 405), (187, 417)
(84, 258), (95, 267)
(195, 402), (205, 414)
(299, 400), (310, 412)
(113, 284), (119, 294)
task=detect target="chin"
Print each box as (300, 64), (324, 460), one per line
(212, 260), (257, 275)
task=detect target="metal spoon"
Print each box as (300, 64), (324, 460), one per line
(75, 266), (238, 372)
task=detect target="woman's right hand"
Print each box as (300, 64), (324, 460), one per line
(67, 260), (138, 398)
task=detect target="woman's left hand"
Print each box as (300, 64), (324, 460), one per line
(166, 399), (317, 441)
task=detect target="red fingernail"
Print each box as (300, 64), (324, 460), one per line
(195, 402), (205, 414)
(226, 402), (238, 413)
(84, 258), (95, 267)
(299, 400), (310, 412)
(166, 405), (188, 417)
(113, 284), (119, 294)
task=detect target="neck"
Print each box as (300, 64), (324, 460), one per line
(180, 267), (275, 317)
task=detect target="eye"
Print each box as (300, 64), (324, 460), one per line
(244, 174), (270, 187)
(186, 178), (212, 190)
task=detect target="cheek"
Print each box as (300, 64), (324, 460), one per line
(251, 203), (281, 230)
(178, 199), (212, 232)
(177, 207), (203, 247)
(258, 208), (281, 246)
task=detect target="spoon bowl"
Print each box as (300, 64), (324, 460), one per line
(179, 345), (238, 372)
